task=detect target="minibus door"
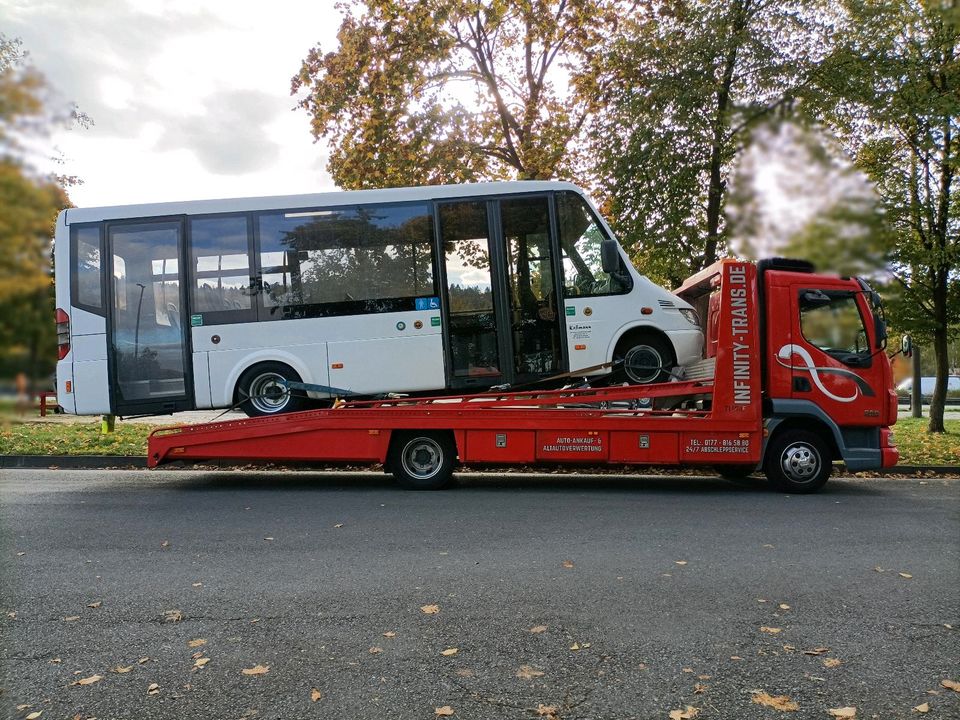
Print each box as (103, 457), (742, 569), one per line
(106, 219), (192, 415)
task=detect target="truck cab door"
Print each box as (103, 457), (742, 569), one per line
(775, 284), (885, 424)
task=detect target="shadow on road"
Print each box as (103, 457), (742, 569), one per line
(162, 469), (887, 497)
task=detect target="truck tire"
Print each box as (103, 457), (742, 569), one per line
(615, 333), (674, 384)
(763, 429), (831, 493)
(237, 362), (309, 417)
(391, 432), (455, 490)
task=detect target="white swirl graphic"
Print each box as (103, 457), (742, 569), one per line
(776, 344), (859, 403)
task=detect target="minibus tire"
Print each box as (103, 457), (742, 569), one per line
(237, 362), (309, 417)
(763, 430), (831, 493)
(615, 333), (674, 385)
(391, 432), (455, 490)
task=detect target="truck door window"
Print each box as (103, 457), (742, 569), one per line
(799, 290), (869, 357)
(556, 191), (631, 297)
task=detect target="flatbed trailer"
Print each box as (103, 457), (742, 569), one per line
(148, 260), (900, 493)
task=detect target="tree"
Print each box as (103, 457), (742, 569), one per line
(589, 0), (834, 287)
(292, 0), (614, 189)
(808, 0), (959, 432)
(0, 35), (74, 390)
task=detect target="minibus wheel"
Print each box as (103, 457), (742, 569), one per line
(237, 362), (309, 417)
(614, 332), (674, 384)
(391, 432), (455, 490)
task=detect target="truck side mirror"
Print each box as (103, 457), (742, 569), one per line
(600, 238), (620, 274)
(901, 334), (912, 358)
(800, 290), (832, 309)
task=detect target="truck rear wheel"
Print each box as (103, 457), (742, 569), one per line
(764, 430), (831, 493)
(391, 432), (455, 490)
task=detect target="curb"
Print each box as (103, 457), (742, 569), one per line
(1, 455), (958, 475)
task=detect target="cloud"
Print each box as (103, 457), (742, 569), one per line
(154, 89), (281, 174)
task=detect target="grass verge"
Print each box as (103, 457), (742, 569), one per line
(1, 415), (958, 466)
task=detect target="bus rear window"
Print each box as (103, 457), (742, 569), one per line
(72, 225), (103, 313)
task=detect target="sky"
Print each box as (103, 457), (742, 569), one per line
(2, 0), (343, 208)
(1, 0), (850, 250)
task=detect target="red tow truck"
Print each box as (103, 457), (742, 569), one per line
(148, 258), (900, 492)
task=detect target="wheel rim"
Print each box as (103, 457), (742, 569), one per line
(623, 345), (663, 384)
(248, 372), (290, 414)
(401, 438), (443, 480)
(780, 443), (821, 484)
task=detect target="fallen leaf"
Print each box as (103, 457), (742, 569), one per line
(160, 540), (169, 548)
(112, 665), (133, 673)
(333, 523), (344, 528)
(16, 705), (31, 711)
(827, 708), (856, 718)
(802, 647), (830, 656)
(669, 706), (699, 719)
(435, 706), (455, 716)
(537, 704), (559, 719)
(899, 572), (913, 579)
(192, 582), (202, 587)
(241, 664), (270, 676)
(71, 674), (103, 686)
(783, 645), (796, 652)
(569, 642), (580, 651)
(752, 691), (799, 711)
(147, 682), (160, 695)
(383, 631), (396, 638)
(6, 611), (15, 619)
(49, 658), (61, 664)
(698, 674), (711, 680)
(763, 543), (775, 548)
(194, 657), (210, 668)
(188, 638), (207, 648)
(779, 603), (791, 610)
(138, 657), (150, 664)
(441, 648), (458, 656)
(913, 703), (930, 713)
(823, 658), (842, 668)
(562, 560), (574, 568)
(420, 604), (440, 615)
(529, 625), (548, 634)
(25, 712), (43, 720)
(86, 601), (101, 609)
(874, 566), (885, 572)
(941, 679), (960, 692)
(730, 655), (743, 661)
(369, 646), (383, 654)
(191, 651), (203, 659)
(760, 626), (783, 634)
(682, 667), (694, 673)
(64, 616), (80, 622)
(675, 560), (688, 566)
(516, 664), (544, 679)
(694, 683), (708, 694)
(163, 609), (182, 623)
(757, 598), (768, 603)
(17, 551), (26, 557)
(310, 688), (322, 702)
(456, 668), (473, 677)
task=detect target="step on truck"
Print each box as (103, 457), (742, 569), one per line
(148, 258), (900, 492)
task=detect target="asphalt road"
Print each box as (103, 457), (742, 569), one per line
(1, 470), (957, 720)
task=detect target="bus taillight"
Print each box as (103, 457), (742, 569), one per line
(55, 308), (70, 360)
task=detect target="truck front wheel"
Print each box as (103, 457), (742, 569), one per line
(391, 432), (456, 490)
(763, 430), (831, 493)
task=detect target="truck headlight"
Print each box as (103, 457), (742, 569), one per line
(678, 308), (700, 327)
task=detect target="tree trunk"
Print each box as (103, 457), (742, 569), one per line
(928, 279), (949, 433)
(911, 344), (922, 418)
